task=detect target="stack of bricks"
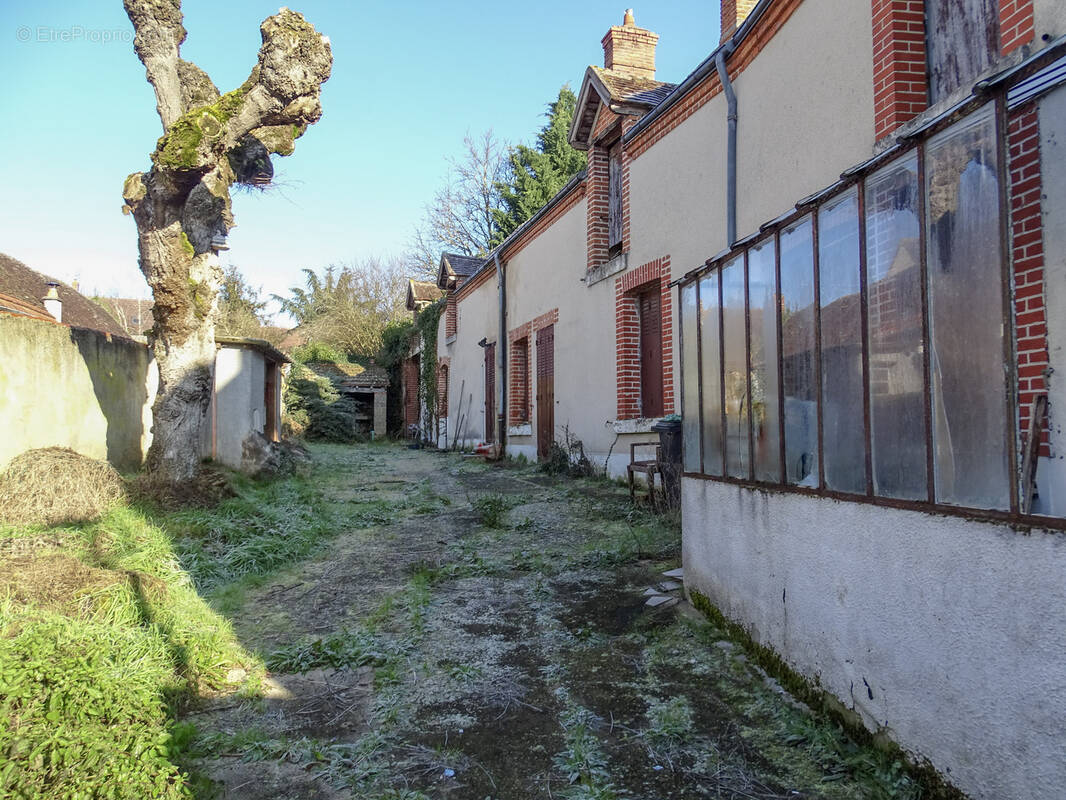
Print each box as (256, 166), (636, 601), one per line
(586, 146), (611, 273)
(445, 296), (457, 339)
(1008, 101), (1050, 457)
(437, 358), (450, 417)
(508, 322), (532, 425)
(871, 0), (928, 141)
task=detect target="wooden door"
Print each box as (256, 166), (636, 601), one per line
(264, 362), (278, 442)
(484, 343), (496, 443)
(536, 324), (555, 460)
(639, 289), (664, 417)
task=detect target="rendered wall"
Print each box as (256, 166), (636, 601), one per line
(682, 477), (1066, 800)
(1035, 0), (1066, 41)
(0, 315), (156, 472)
(440, 274), (498, 447)
(205, 346), (266, 470)
(504, 198), (629, 467)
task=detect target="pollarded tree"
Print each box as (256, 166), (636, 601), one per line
(120, 0), (332, 481)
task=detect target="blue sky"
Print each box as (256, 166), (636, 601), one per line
(0, 1), (717, 318)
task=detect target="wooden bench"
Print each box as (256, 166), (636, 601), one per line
(627, 441), (662, 506)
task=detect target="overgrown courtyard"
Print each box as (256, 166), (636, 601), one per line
(2, 443), (927, 799)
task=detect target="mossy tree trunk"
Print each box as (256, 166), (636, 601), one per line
(121, 0), (332, 481)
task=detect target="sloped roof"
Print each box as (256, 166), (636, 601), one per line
(305, 360), (389, 389)
(437, 252), (485, 289)
(591, 66), (677, 107)
(0, 253), (127, 336)
(95, 297), (155, 335)
(407, 279), (444, 310)
(571, 66), (677, 148)
(0, 292), (53, 321)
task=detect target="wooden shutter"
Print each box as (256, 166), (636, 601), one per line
(484, 344), (496, 443)
(926, 0), (999, 102)
(608, 141), (623, 251)
(639, 290), (664, 417)
(536, 325), (555, 460)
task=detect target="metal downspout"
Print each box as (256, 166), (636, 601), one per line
(715, 41), (738, 246)
(495, 253), (507, 449)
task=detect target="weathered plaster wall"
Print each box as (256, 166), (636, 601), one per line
(682, 477), (1066, 800)
(0, 315), (156, 471)
(440, 274), (498, 447)
(1037, 83), (1066, 515)
(1034, 0), (1066, 42)
(505, 198), (629, 468)
(732, 0), (875, 236)
(205, 346), (266, 470)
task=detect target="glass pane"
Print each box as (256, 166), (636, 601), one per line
(818, 189), (866, 494)
(700, 273), (723, 477)
(926, 105), (1009, 509)
(780, 217), (818, 486)
(681, 283), (701, 473)
(866, 152), (927, 500)
(722, 256), (750, 479)
(748, 239), (781, 482)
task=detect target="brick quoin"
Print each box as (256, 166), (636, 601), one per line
(871, 0), (928, 141)
(999, 0), (1034, 55)
(1008, 102), (1050, 458)
(437, 358), (450, 417)
(615, 256), (674, 419)
(445, 296), (457, 338)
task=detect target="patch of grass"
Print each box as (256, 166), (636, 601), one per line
(471, 495), (510, 528)
(266, 629), (393, 673)
(645, 695), (695, 747)
(157, 472), (342, 596)
(0, 501), (257, 799)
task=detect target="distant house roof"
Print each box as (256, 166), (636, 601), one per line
(305, 360), (389, 389)
(0, 253), (128, 337)
(570, 66), (677, 148)
(406, 279), (444, 311)
(437, 252), (484, 290)
(96, 297), (155, 336)
(215, 336), (290, 364)
(0, 292), (53, 321)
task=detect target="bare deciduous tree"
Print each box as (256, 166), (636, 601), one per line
(121, 0), (332, 480)
(407, 130), (506, 276)
(274, 257), (409, 357)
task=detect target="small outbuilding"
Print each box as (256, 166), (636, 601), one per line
(202, 336), (289, 471)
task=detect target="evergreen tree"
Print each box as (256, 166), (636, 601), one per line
(492, 86), (587, 245)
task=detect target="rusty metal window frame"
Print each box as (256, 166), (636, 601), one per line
(678, 96), (1061, 531)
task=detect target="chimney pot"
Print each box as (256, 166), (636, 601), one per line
(42, 282), (62, 323)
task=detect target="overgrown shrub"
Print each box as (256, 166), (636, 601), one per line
(0, 448), (126, 527)
(540, 428), (594, 478)
(283, 363), (362, 443)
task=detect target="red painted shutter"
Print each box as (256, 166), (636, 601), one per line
(639, 290), (664, 417)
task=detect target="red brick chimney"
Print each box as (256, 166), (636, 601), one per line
(601, 9), (659, 80)
(721, 0), (757, 43)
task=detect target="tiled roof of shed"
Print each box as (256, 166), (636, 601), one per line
(409, 280), (444, 304)
(441, 253), (482, 277)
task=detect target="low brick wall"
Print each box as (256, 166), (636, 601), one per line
(0, 314), (157, 472)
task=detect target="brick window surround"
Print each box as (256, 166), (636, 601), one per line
(615, 256), (674, 419)
(871, 1), (1036, 141)
(1008, 101), (1049, 458)
(587, 118), (635, 274)
(508, 310), (559, 426)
